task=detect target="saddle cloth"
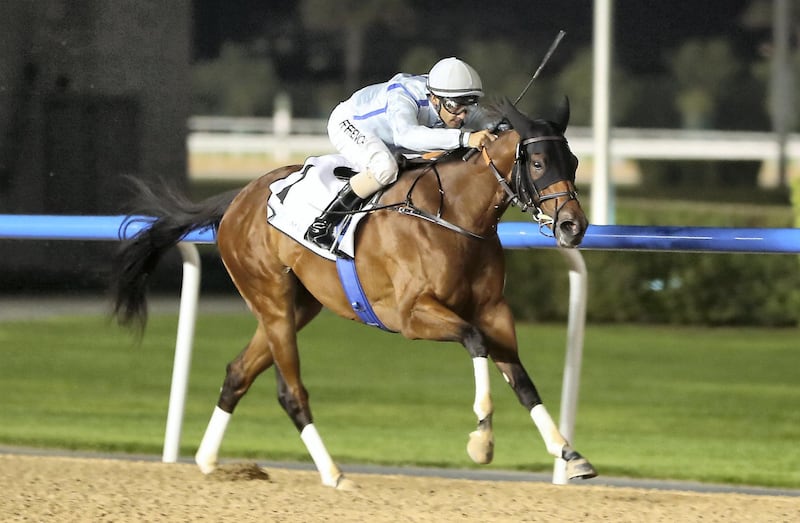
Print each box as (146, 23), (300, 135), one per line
(266, 155), (371, 260)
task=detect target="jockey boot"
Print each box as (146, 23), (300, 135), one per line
(304, 183), (364, 250)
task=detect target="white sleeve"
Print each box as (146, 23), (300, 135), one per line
(385, 92), (461, 152)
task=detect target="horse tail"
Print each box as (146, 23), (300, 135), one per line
(110, 177), (240, 332)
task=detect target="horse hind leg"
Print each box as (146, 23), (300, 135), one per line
(195, 323), (275, 474)
(238, 274), (352, 489)
(274, 367), (356, 490)
(195, 286), (326, 477)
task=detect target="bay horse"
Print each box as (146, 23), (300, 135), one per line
(110, 98), (596, 488)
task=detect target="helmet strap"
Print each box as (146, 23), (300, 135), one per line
(430, 95), (445, 124)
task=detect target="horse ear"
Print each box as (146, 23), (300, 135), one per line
(553, 96), (570, 133)
(499, 97), (531, 132)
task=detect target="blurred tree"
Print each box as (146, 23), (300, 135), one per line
(192, 41), (279, 116)
(669, 38), (740, 129)
(398, 46), (440, 76)
(299, 0), (413, 95)
(461, 40), (538, 108)
(555, 46), (639, 126)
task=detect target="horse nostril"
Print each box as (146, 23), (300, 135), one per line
(558, 219), (587, 246)
(560, 220), (577, 236)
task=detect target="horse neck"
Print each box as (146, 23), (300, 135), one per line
(444, 131), (519, 235)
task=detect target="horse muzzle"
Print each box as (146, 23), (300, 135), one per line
(554, 205), (588, 248)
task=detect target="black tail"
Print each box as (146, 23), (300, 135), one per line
(110, 177), (240, 331)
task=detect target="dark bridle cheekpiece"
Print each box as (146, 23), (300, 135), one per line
(482, 133), (579, 233)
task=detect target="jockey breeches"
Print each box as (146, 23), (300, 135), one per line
(327, 106), (398, 198)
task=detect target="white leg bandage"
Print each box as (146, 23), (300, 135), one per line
(530, 404), (567, 457)
(472, 357), (492, 420)
(195, 406), (231, 474)
(300, 423), (342, 487)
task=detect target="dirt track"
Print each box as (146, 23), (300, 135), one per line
(2, 454), (798, 522)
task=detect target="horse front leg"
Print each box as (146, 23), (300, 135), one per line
(402, 296), (496, 465)
(462, 327), (495, 465)
(481, 301), (597, 481)
(495, 358), (596, 479)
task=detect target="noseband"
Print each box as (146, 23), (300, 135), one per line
(482, 134), (579, 233)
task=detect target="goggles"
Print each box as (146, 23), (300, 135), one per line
(440, 96), (480, 115)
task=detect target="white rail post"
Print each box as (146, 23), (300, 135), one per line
(552, 248), (589, 484)
(591, 0), (614, 224)
(162, 241), (202, 462)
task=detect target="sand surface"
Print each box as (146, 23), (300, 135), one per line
(1, 454), (798, 522)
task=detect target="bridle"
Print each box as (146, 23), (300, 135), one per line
(481, 133), (579, 235)
(355, 131), (580, 241)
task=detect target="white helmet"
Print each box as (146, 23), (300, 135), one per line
(426, 57), (484, 98)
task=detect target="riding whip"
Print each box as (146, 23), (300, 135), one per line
(463, 29), (566, 160)
(513, 29), (566, 106)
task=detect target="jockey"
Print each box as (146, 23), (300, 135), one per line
(305, 57), (499, 250)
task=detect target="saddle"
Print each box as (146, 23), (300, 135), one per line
(267, 153), (444, 259)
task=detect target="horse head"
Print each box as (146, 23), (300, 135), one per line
(496, 97), (587, 247)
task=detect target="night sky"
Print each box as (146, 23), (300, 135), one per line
(192, 0), (759, 75)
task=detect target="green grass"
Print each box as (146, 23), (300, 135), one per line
(1, 310), (798, 488)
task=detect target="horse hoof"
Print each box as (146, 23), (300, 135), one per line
(334, 476), (359, 491)
(566, 457), (598, 480)
(467, 429), (494, 464)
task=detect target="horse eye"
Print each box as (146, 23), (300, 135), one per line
(532, 160), (543, 170)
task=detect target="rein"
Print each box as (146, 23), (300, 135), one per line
(394, 162), (487, 240)
(343, 133), (579, 241)
(356, 155), (489, 240)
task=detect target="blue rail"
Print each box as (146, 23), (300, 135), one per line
(0, 215), (217, 243)
(497, 222), (800, 254)
(0, 214), (798, 254)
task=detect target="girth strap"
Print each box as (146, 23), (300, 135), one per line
(335, 256), (393, 331)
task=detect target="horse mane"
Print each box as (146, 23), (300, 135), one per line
(481, 98), (565, 132)
(481, 99), (509, 126)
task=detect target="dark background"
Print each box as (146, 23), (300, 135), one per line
(192, 1), (757, 74)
